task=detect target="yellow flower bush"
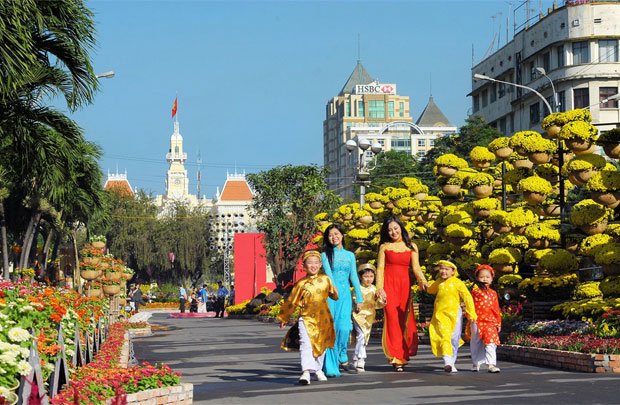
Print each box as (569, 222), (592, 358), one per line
(395, 197), (422, 211)
(569, 199), (614, 226)
(504, 166), (532, 186)
(488, 234), (530, 252)
(519, 273), (579, 301)
(455, 239), (480, 255)
(435, 153), (469, 169)
(607, 224), (620, 238)
(521, 134), (558, 154)
(573, 281), (603, 300)
(487, 210), (509, 225)
(541, 109), (592, 129)
(535, 163), (559, 180)
(597, 128), (620, 145)
(363, 203), (385, 215)
(382, 187), (410, 201)
(427, 242), (452, 256)
(364, 192), (389, 203)
(586, 170), (620, 192)
(509, 130), (540, 150)
(498, 274), (523, 287)
(470, 146), (496, 162)
(400, 177), (429, 194)
(488, 247), (522, 264)
(347, 228), (370, 240)
(472, 197), (501, 211)
(558, 120), (598, 141)
(524, 223), (560, 242)
(507, 152), (530, 163)
(226, 299), (251, 314)
(445, 223), (473, 238)
(487, 137), (511, 151)
(442, 210), (473, 225)
(467, 172), (495, 188)
(580, 234), (614, 257)
(600, 276), (620, 298)
(454, 254), (481, 272)
(564, 153), (607, 172)
(505, 207), (539, 227)
(524, 248), (552, 264)
(314, 212), (329, 222)
(594, 243), (620, 266)
(538, 249), (579, 273)
(354, 209), (372, 219)
(552, 297), (620, 319)
(517, 175), (553, 194)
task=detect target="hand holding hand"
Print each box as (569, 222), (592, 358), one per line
(280, 322), (286, 329)
(355, 303), (363, 313)
(418, 280), (429, 291)
(376, 288), (387, 302)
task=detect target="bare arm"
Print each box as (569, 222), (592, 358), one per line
(376, 244), (387, 301)
(410, 245), (428, 291)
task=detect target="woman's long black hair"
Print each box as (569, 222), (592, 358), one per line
(379, 214), (415, 251)
(322, 223), (345, 271)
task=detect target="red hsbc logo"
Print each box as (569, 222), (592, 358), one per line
(381, 85), (394, 93)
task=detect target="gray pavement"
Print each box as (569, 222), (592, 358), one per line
(132, 314), (620, 404)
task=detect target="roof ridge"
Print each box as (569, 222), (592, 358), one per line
(339, 62), (374, 95)
(415, 96), (452, 127)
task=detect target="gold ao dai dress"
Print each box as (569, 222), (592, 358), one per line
(352, 284), (378, 345)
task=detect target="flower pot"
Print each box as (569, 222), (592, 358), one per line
(404, 210), (418, 217)
(1, 391), (17, 405)
(103, 271), (122, 282)
(528, 152), (551, 165)
(474, 208), (492, 219)
(441, 184), (461, 196)
(565, 241), (579, 254)
(91, 241), (106, 249)
(472, 184), (493, 199)
(492, 263), (514, 274)
(603, 143), (620, 159)
(493, 223), (511, 234)
(528, 238), (550, 249)
(122, 272), (133, 281)
(591, 191), (620, 208)
(102, 284), (121, 296)
(512, 226), (526, 235)
(343, 213), (354, 220)
(446, 236), (469, 246)
(568, 168), (595, 185)
(437, 165), (457, 177)
(602, 264), (620, 277)
(413, 192), (427, 201)
(87, 287), (103, 298)
(581, 220), (608, 235)
(513, 159), (534, 169)
(494, 147), (513, 160)
(358, 215), (373, 225)
(473, 160), (492, 169)
(546, 125), (561, 138)
(385, 202), (395, 210)
(82, 256), (101, 266)
(80, 269), (99, 281)
(566, 138), (596, 155)
(542, 204), (561, 217)
(369, 201), (383, 209)
(551, 151), (574, 167)
(399, 214), (411, 223)
(482, 227), (495, 239)
(523, 191), (547, 205)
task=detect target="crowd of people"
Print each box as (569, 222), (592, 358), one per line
(278, 214), (502, 385)
(178, 281), (235, 316)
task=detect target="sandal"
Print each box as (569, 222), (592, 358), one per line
(393, 365), (404, 372)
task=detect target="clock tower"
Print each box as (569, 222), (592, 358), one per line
(165, 121), (189, 200)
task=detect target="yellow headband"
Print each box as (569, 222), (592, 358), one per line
(302, 250), (321, 263)
(434, 260), (457, 271)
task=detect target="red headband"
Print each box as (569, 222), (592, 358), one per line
(475, 264), (495, 277)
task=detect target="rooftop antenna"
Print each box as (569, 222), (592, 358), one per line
(197, 150), (202, 198)
(357, 33), (361, 63)
(429, 72), (433, 97)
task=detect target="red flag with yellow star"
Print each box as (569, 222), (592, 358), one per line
(171, 96), (178, 118)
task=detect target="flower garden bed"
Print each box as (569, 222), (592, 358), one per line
(498, 345), (620, 373)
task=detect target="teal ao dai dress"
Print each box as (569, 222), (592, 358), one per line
(321, 247), (364, 377)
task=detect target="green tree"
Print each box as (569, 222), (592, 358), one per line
(247, 165), (341, 277)
(369, 150), (425, 192)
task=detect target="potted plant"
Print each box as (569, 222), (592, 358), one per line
(594, 243), (620, 276)
(87, 282), (103, 298)
(535, 163), (560, 184)
(541, 111), (568, 137)
(122, 266), (134, 281)
(558, 121), (599, 154)
(434, 153), (468, 177)
(466, 172), (495, 199)
(580, 233), (614, 257)
(395, 197), (422, 218)
(564, 153), (607, 185)
(569, 199), (614, 235)
(540, 195), (561, 217)
(364, 192), (389, 209)
(472, 197), (501, 219)
(505, 207), (539, 234)
(517, 175), (553, 205)
(524, 223), (560, 249)
(401, 177), (429, 200)
(101, 279), (122, 296)
(80, 261), (101, 281)
(417, 196), (442, 223)
(89, 235), (107, 249)
(521, 134), (558, 165)
(598, 128), (620, 159)
(538, 249), (579, 275)
(509, 130), (540, 156)
(488, 137), (513, 160)
(488, 210), (511, 233)
(382, 187), (410, 209)
(445, 223), (474, 246)
(508, 152), (534, 169)
(353, 209), (374, 227)
(440, 175), (463, 196)
(488, 247), (522, 274)
(586, 170), (620, 208)
(470, 146), (496, 169)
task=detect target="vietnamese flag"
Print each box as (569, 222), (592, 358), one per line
(171, 96), (178, 118)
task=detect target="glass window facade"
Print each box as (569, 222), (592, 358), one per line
(357, 100), (365, 117)
(388, 101), (395, 117)
(600, 87), (619, 108)
(368, 100), (385, 118)
(573, 41), (590, 65)
(599, 40), (619, 62)
(573, 88), (590, 109)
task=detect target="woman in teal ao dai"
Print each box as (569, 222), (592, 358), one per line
(321, 224), (364, 377)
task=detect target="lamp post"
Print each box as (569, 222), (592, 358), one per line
(345, 137), (382, 206)
(535, 67), (558, 112)
(474, 74), (552, 114)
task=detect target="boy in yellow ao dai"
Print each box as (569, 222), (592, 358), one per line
(427, 260), (477, 373)
(278, 250), (338, 384)
(351, 264), (382, 373)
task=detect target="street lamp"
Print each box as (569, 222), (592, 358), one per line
(473, 73), (553, 114)
(96, 70), (115, 79)
(346, 137), (382, 206)
(535, 67), (558, 112)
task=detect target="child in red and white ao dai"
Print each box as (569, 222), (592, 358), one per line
(469, 264), (501, 373)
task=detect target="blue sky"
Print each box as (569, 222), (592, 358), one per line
(70, 0), (556, 197)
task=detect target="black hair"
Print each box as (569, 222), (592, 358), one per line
(358, 267), (376, 277)
(322, 223), (346, 271)
(379, 214), (415, 251)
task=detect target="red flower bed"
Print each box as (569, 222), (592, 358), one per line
(51, 323), (181, 405)
(506, 333), (620, 354)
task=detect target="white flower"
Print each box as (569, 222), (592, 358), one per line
(19, 305), (34, 313)
(19, 347), (30, 358)
(0, 387), (10, 398)
(17, 360), (32, 376)
(0, 352), (18, 365)
(0, 313), (8, 320)
(8, 327), (31, 343)
(65, 348), (75, 358)
(44, 363), (54, 372)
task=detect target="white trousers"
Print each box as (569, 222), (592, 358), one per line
(299, 317), (325, 372)
(353, 320), (366, 361)
(470, 322), (497, 366)
(198, 301), (206, 313)
(442, 306), (462, 366)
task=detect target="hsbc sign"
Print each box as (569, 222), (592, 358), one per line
(354, 83), (397, 95)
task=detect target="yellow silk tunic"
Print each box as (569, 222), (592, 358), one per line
(427, 276), (477, 357)
(352, 284), (378, 345)
(277, 273), (338, 357)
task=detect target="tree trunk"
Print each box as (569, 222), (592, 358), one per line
(19, 215), (36, 269)
(71, 228), (82, 294)
(0, 201), (9, 280)
(41, 229), (54, 272)
(20, 212), (41, 270)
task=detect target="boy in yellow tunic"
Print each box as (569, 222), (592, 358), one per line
(427, 260), (477, 373)
(278, 250), (339, 385)
(350, 263), (383, 373)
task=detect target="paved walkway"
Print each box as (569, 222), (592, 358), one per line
(132, 314), (620, 404)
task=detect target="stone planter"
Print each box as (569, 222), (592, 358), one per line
(523, 191), (547, 205)
(513, 159), (534, 169)
(591, 191), (620, 208)
(91, 241), (106, 249)
(103, 270), (122, 282)
(568, 168), (595, 185)
(497, 346), (620, 373)
(436, 165), (457, 177)
(369, 201), (383, 209)
(80, 269), (100, 281)
(473, 160), (492, 169)
(528, 151), (552, 165)
(545, 125), (561, 138)
(493, 223), (511, 234)
(581, 220), (608, 235)
(528, 238), (550, 249)
(472, 184), (493, 199)
(103, 284), (121, 296)
(494, 147), (513, 160)
(413, 192), (427, 201)
(441, 184), (461, 196)
(566, 138), (596, 155)
(474, 208), (492, 219)
(603, 143), (620, 159)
